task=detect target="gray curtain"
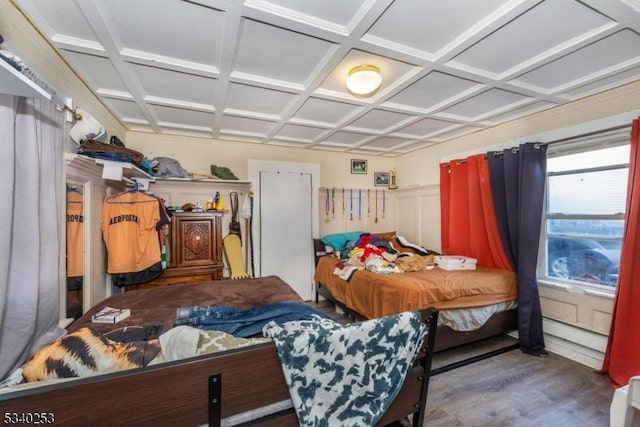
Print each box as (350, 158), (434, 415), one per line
(0, 95), (65, 380)
(487, 143), (547, 356)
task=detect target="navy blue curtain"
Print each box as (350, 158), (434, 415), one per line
(487, 143), (547, 355)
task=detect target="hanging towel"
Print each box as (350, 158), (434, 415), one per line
(263, 311), (427, 427)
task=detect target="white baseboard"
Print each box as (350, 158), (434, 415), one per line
(542, 318), (607, 370)
(544, 335), (605, 370)
(509, 319), (606, 369)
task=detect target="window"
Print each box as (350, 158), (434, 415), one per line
(541, 131), (629, 289)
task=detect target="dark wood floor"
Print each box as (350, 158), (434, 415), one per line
(426, 338), (614, 426)
(310, 301), (616, 427)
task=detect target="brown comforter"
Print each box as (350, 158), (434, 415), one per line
(68, 275), (303, 334)
(315, 256), (516, 319)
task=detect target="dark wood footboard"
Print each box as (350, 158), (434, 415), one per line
(0, 309), (439, 427)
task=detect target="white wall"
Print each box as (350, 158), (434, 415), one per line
(126, 132), (393, 187)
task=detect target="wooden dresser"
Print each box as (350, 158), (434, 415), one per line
(126, 211), (224, 290)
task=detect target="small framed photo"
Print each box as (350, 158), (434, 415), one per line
(374, 171), (390, 187)
(351, 159), (367, 174)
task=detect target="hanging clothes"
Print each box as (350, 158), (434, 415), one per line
(66, 187), (84, 279)
(101, 190), (170, 287)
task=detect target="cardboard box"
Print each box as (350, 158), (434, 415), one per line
(435, 255), (477, 270)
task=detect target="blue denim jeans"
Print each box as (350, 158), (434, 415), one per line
(174, 301), (330, 337)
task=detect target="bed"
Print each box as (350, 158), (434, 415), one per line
(313, 235), (519, 370)
(0, 276), (439, 427)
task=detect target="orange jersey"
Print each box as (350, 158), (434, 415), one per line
(66, 190), (84, 277)
(101, 192), (161, 274)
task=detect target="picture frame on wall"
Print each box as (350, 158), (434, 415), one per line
(351, 159), (367, 174)
(374, 171), (390, 187)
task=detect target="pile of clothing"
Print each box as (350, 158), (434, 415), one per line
(333, 233), (401, 280)
(332, 233), (437, 280)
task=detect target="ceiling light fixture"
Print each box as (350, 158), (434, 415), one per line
(346, 64), (382, 96)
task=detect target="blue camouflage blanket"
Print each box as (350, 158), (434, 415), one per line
(263, 311), (427, 427)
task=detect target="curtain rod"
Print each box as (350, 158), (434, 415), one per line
(445, 124), (632, 163)
(544, 123), (630, 146)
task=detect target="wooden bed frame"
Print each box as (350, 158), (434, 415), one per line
(0, 278), (439, 426)
(316, 283), (516, 348)
(315, 284), (518, 375)
(312, 238), (519, 373)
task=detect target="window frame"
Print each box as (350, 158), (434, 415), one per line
(537, 127), (630, 294)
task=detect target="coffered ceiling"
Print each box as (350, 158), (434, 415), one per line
(15, 0), (640, 156)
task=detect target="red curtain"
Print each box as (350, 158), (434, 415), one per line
(440, 154), (512, 270)
(602, 117), (640, 387)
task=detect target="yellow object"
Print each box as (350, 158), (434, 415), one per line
(217, 194), (225, 210)
(223, 234), (248, 279)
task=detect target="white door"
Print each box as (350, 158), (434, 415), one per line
(259, 170), (313, 300)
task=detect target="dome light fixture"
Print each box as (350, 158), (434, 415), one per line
(346, 64), (382, 96)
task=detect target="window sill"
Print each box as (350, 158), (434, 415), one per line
(538, 278), (615, 300)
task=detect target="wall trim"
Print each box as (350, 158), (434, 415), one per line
(542, 318), (607, 370)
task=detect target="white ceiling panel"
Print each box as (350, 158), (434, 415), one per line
(14, 0), (640, 156)
(152, 105), (214, 130)
(103, 99), (147, 124)
(234, 19), (335, 86)
(448, 0), (615, 76)
(365, 0), (509, 56)
(395, 141), (437, 153)
(133, 64), (217, 107)
(320, 131), (373, 147)
(434, 125), (486, 141)
(23, 0), (98, 43)
(225, 83), (296, 118)
(220, 115), (277, 138)
(346, 109), (414, 132)
(384, 72), (482, 111)
(253, 0), (368, 30)
(274, 123), (328, 142)
(291, 97), (362, 126)
(62, 51), (127, 93)
(484, 100), (556, 125)
(103, 0), (224, 66)
(512, 29), (640, 92)
(440, 89), (533, 120)
(393, 117), (460, 139)
(365, 136), (413, 150)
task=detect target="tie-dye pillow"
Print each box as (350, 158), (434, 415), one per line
(22, 327), (160, 382)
